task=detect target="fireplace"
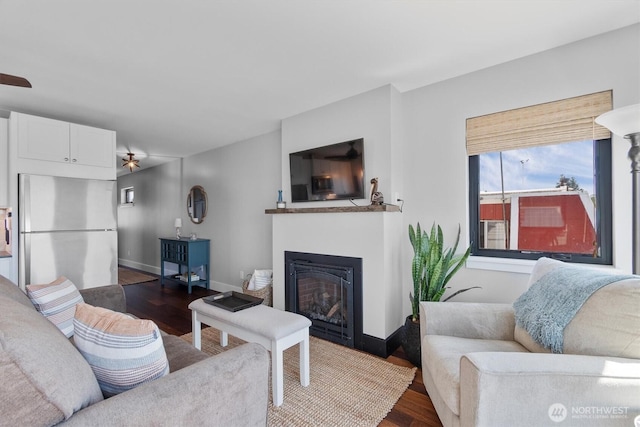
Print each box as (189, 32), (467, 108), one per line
(285, 251), (363, 349)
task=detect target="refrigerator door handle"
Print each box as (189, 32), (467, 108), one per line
(20, 233), (31, 289)
(20, 175), (31, 233)
(20, 229), (117, 234)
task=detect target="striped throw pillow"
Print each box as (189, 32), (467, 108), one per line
(26, 276), (84, 338)
(73, 303), (169, 397)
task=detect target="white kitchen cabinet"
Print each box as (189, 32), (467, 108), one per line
(0, 119), (8, 206)
(16, 113), (114, 169)
(70, 123), (115, 168)
(17, 114), (69, 163)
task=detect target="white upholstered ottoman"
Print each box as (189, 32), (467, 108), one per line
(188, 299), (311, 406)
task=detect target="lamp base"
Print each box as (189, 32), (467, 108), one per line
(628, 132), (640, 274)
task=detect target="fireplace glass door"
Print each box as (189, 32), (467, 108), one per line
(289, 262), (354, 347)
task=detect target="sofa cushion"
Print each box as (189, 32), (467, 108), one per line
(79, 284), (127, 313)
(564, 279), (640, 357)
(515, 257), (640, 358)
(73, 303), (170, 397)
(422, 334), (527, 416)
(161, 331), (210, 372)
(27, 276), (84, 338)
(514, 325), (549, 353)
(0, 295), (104, 426)
(0, 274), (33, 308)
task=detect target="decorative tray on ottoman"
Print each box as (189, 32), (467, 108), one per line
(202, 291), (263, 312)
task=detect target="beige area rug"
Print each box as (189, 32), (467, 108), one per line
(117, 267), (157, 285)
(180, 327), (416, 427)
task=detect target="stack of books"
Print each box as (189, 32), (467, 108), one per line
(178, 272), (200, 282)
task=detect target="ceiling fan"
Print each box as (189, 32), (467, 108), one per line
(122, 153), (140, 172)
(0, 73), (32, 88)
(325, 141), (360, 161)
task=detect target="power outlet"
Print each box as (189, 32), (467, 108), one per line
(240, 270), (245, 279)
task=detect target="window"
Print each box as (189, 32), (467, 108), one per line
(120, 187), (134, 205)
(467, 91), (613, 265)
(480, 220), (508, 250)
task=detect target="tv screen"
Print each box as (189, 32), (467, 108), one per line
(289, 138), (365, 202)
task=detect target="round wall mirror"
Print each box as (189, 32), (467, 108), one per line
(187, 185), (207, 224)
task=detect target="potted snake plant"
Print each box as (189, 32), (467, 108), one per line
(401, 222), (478, 367)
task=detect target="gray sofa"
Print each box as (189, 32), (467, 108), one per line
(0, 274), (270, 426)
(420, 258), (640, 427)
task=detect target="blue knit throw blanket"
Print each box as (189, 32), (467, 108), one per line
(513, 266), (634, 353)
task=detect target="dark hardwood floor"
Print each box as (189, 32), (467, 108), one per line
(122, 270), (442, 427)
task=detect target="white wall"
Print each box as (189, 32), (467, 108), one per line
(281, 85), (402, 205)
(400, 24), (640, 310)
(117, 130), (281, 291)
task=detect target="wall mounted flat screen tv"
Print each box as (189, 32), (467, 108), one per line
(289, 138), (365, 202)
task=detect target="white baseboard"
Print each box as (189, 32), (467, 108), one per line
(210, 281), (242, 293)
(117, 259), (159, 275)
(117, 259), (241, 293)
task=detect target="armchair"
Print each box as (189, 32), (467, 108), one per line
(419, 259), (640, 427)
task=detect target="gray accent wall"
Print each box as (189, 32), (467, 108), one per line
(118, 130), (280, 291)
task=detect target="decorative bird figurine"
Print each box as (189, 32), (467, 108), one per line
(370, 177), (384, 205)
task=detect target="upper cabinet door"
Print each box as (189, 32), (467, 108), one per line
(70, 124), (115, 168)
(17, 114), (70, 163)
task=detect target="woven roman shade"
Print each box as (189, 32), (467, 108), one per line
(466, 90), (612, 156)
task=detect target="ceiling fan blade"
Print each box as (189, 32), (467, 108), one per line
(0, 73), (32, 88)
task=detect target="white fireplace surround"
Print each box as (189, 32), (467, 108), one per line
(273, 85), (405, 343)
(271, 211), (403, 341)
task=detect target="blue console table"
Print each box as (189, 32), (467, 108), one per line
(160, 237), (210, 294)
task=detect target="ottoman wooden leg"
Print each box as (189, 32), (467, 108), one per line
(192, 311), (201, 350)
(300, 329), (310, 387)
(272, 340), (284, 407)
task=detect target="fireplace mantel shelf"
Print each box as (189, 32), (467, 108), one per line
(265, 205), (401, 214)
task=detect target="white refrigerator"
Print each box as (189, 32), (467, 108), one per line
(19, 174), (118, 289)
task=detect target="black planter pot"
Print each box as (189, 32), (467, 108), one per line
(401, 315), (422, 367)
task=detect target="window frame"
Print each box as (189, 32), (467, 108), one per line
(120, 186), (135, 206)
(468, 138), (613, 265)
